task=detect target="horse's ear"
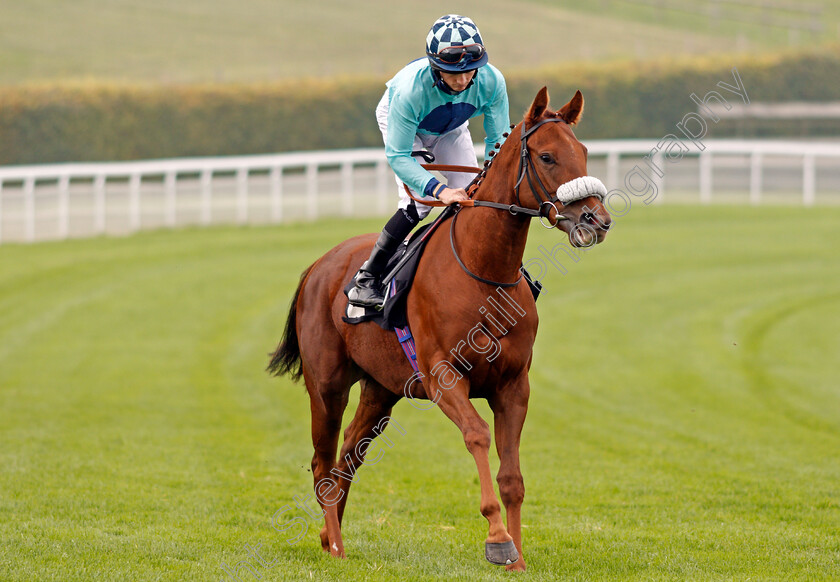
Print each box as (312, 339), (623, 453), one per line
(558, 90), (584, 126)
(526, 86), (550, 123)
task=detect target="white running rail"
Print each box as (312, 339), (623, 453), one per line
(0, 140), (838, 244)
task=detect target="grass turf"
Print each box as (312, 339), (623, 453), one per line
(0, 205), (838, 581)
(0, 0), (822, 85)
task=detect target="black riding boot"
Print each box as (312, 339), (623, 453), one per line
(348, 230), (401, 309)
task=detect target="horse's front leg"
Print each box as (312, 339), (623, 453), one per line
(490, 376), (530, 572)
(432, 379), (518, 566)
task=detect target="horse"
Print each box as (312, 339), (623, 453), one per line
(268, 87), (612, 571)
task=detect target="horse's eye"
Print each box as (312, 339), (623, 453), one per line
(539, 153), (554, 164)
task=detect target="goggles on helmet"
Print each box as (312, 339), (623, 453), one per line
(432, 44), (485, 65)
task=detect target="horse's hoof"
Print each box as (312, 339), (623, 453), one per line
(485, 540), (519, 566)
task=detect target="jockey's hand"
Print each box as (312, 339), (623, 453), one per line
(438, 187), (469, 206)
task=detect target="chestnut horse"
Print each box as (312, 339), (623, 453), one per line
(268, 88), (612, 571)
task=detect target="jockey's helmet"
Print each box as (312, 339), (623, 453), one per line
(425, 15), (489, 73)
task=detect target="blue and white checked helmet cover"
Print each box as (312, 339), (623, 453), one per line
(425, 14), (489, 72)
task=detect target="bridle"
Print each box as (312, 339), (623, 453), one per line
(512, 117), (573, 229)
(403, 117), (604, 288)
(453, 117), (582, 287)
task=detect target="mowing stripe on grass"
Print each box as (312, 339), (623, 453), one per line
(1, 206), (838, 581)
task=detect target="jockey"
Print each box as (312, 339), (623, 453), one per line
(348, 14), (511, 309)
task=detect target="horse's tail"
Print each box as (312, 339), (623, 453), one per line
(267, 264), (314, 381)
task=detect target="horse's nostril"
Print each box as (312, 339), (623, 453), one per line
(582, 212), (611, 231)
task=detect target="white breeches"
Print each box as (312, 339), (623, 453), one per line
(376, 92), (479, 219)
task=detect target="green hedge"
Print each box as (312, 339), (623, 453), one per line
(505, 46), (840, 142)
(1, 47), (837, 165)
(0, 79), (386, 165)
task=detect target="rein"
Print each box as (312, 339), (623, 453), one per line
(403, 117), (573, 226)
(402, 171), (527, 287)
(401, 117), (590, 288)
(402, 164), (557, 223)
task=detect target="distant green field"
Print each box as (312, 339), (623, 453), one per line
(2, 0), (838, 85)
(1, 206), (839, 581)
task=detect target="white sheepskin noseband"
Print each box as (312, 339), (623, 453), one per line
(555, 176), (607, 204)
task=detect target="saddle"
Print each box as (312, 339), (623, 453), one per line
(342, 204), (543, 332)
(343, 207), (456, 330)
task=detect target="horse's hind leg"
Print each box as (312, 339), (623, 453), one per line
(330, 377), (402, 528)
(304, 366), (352, 558)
